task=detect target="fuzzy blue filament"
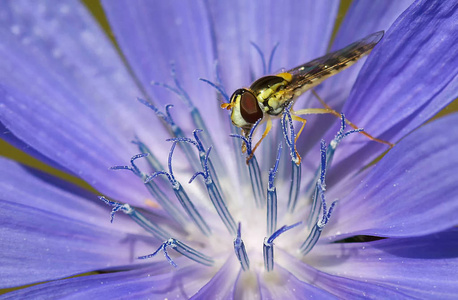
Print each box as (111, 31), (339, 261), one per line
(231, 118), (266, 207)
(301, 140), (338, 254)
(282, 105), (302, 213)
(267, 143), (282, 235)
(189, 145), (237, 235)
(109, 153), (188, 226)
(145, 141), (212, 236)
(234, 223), (250, 271)
(263, 222), (302, 271)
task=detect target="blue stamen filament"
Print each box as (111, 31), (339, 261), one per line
(250, 41), (267, 75)
(138, 99), (201, 172)
(131, 138), (164, 173)
(267, 42), (280, 74)
(282, 105), (302, 213)
(110, 153), (188, 226)
(138, 239), (178, 268)
(303, 114), (363, 208)
(145, 142), (211, 236)
(168, 129), (223, 196)
(189, 145), (237, 236)
(234, 223), (250, 271)
(100, 197), (213, 267)
(138, 238), (214, 267)
(231, 118), (266, 207)
(307, 140), (328, 229)
(263, 222), (302, 271)
(267, 143), (282, 235)
(151, 62), (223, 171)
(300, 141), (338, 255)
(99, 197), (169, 240)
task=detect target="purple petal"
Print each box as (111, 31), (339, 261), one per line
(326, 113), (458, 239)
(297, 1), (413, 156)
(206, 0), (339, 88)
(0, 157), (157, 288)
(101, 1), (225, 144)
(324, 0), (414, 104)
(190, 256), (240, 299)
(2, 262), (211, 299)
(258, 265), (337, 299)
(278, 228), (458, 300)
(307, 229), (458, 299)
(0, 199), (156, 288)
(0, 0), (168, 203)
(328, 0), (458, 177)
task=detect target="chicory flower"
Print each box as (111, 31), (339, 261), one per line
(1, 0), (457, 298)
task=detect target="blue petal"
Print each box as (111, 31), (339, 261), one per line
(101, 1), (223, 144)
(2, 262), (211, 299)
(0, 0), (167, 203)
(206, 0), (339, 88)
(328, 0), (458, 177)
(190, 256), (240, 299)
(326, 113), (458, 239)
(258, 265), (337, 299)
(307, 229), (458, 299)
(0, 157), (156, 288)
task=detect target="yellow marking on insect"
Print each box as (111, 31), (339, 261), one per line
(276, 72), (293, 82)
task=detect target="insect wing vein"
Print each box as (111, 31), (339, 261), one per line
(284, 31), (384, 96)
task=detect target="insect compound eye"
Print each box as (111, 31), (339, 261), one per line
(238, 89), (263, 124)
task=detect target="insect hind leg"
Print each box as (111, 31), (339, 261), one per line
(247, 116), (273, 163)
(310, 89), (394, 148)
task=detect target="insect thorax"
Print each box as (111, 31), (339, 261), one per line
(250, 75), (291, 116)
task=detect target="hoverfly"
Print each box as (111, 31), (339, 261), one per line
(221, 31), (392, 160)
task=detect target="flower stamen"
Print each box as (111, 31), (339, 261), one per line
(231, 118), (266, 207)
(138, 239), (178, 268)
(110, 153), (188, 226)
(301, 141), (338, 255)
(151, 62), (219, 162)
(145, 142), (211, 236)
(99, 197), (169, 240)
(138, 99), (201, 171)
(264, 222), (302, 271)
(234, 223), (250, 271)
(189, 145), (237, 235)
(303, 114), (363, 208)
(139, 238), (214, 268)
(282, 104), (302, 213)
(267, 143), (282, 235)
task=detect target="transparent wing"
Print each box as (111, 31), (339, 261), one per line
(284, 31), (384, 96)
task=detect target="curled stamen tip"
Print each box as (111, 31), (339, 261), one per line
(132, 153), (149, 159)
(110, 165), (129, 170)
(144, 175), (154, 183)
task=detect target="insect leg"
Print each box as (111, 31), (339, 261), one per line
(311, 89), (394, 148)
(291, 115), (307, 144)
(290, 115), (307, 164)
(247, 116), (273, 163)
